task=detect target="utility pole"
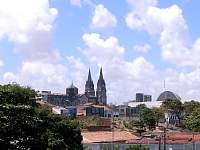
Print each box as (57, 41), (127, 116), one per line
(158, 136), (161, 150)
(193, 133), (195, 150)
(164, 128), (166, 150)
(111, 110), (114, 150)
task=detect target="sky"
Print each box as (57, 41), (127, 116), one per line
(0, 0), (200, 104)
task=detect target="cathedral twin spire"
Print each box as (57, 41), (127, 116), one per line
(85, 67), (107, 105)
(85, 69), (95, 97)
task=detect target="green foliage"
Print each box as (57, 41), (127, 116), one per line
(0, 84), (37, 105)
(161, 98), (183, 113)
(152, 107), (164, 125)
(136, 104), (147, 110)
(0, 84), (83, 150)
(139, 107), (156, 130)
(183, 100), (200, 116)
(185, 107), (200, 132)
(77, 116), (105, 128)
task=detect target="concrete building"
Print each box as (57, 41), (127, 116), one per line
(52, 106), (77, 117)
(41, 91), (51, 101)
(77, 103), (104, 117)
(136, 93), (144, 102)
(47, 93), (68, 106)
(136, 93), (152, 102)
(144, 95), (152, 102)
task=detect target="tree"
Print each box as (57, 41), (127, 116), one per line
(136, 105), (156, 131)
(139, 107), (156, 130)
(185, 107), (200, 132)
(161, 98), (183, 113)
(0, 84), (83, 150)
(183, 100), (200, 116)
(0, 84), (37, 105)
(152, 107), (164, 125)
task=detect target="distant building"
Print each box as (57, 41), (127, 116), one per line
(52, 106), (77, 117)
(47, 94), (68, 106)
(136, 93), (144, 102)
(41, 91), (51, 101)
(144, 95), (152, 102)
(41, 67), (107, 107)
(165, 111), (182, 125)
(85, 69), (97, 104)
(66, 83), (78, 98)
(77, 103), (104, 117)
(96, 68), (107, 105)
(157, 90), (181, 101)
(128, 101), (162, 108)
(114, 105), (137, 118)
(84, 67), (107, 105)
(77, 94), (89, 105)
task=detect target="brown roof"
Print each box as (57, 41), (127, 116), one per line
(166, 132), (200, 141)
(128, 131), (200, 144)
(82, 131), (139, 143)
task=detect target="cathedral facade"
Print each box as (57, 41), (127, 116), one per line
(63, 67), (107, 106)
(85, 68), (107, 105)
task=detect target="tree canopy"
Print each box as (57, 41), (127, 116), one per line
(0, 84), (83, 150)
(185, 107), (200, 132)
(135, 104), (156, 131)
(183, 100), (200, 116)
(161, 98), (183, 113)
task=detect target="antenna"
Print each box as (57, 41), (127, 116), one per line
(164, 80), (166, 91)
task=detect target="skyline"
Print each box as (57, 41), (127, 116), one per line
(0, 0), (200, 103)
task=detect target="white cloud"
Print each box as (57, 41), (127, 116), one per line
(3, 58), (87, 93)
(133, 43), (151, 53)
(82, 33), (124, 62)
(81, 33), (159, 103)
(69, 0), (95, 7)
(125, 0), (200, 67)
(70, 0), (81, 7)
(3, 72), (17, 83)
(91, 4), (117, 29)
(81, 32), (200, 103)
(0, 0), (58, 61)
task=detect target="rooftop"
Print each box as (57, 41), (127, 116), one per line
(82, 131), (139, 143)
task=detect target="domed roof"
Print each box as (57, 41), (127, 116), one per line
(67, 82), (78, 89)
(157, 91), (181, 101)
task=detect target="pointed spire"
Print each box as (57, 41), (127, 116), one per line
(88, 68), (92, 81)
(99, 67), (104, 80)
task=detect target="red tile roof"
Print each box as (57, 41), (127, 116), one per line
(82, 131), (139, 143)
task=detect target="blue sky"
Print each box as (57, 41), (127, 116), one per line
(0, 0), (200, 104)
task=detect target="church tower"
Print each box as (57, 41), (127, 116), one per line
(96, 67), (107, 105)
(85, 69), (95, 97)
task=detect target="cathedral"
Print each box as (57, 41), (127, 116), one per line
(85, 68), (107, 105)
(64, 67), (107, 106)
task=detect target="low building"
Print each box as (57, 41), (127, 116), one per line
(82, 131), (139, 144)
(128, 101), (162, 108)
(165, 111), (182, 125)
(114, 105), (137, 118)
(41, 91), (51, 101)
(52, 106), (77, 117)
(77, 103), (104, 117)
(47, 93), (68, 106)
